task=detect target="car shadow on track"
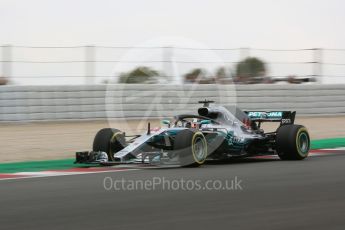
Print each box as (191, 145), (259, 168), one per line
(140, 157), (281, 170)
(205, 157), (279, 165)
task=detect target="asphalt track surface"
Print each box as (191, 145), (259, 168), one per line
(1, 153), (345, 230)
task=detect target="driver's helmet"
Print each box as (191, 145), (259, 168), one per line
(191, 118), (198, 128)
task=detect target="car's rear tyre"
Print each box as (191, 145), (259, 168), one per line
(276, 125), (310, 160)
(174, 129), (208, 167)
(93, 128), (126, 161)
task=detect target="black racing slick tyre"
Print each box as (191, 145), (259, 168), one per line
(276, 125), (310, 160)
(93, 128), (126, 161)
(174, 129), (208, 167)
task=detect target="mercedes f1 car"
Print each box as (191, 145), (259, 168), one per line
(75, 100), (310, 167)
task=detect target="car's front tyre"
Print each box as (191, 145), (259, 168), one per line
(174, 129), (208, 167)
(93, 128), (126, 161)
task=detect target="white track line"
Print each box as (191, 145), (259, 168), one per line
(0, 168), (139, 181)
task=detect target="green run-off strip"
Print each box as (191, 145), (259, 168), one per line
(0, 159), (90, 173)
(310, 137), (345, 150)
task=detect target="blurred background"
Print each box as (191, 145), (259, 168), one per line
(0, 0), (345, 162)
(1, 45), (345, 85)
(1, 0), (345, 86)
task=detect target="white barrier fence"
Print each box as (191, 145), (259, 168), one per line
(0, 84), (344, 122)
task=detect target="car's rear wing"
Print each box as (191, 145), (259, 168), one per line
(244, 111), (296, 126)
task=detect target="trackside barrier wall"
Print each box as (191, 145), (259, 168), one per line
(0, 84), (344, 122)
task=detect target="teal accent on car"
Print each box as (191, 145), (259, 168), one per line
(200, 120), (211, 125)
(161, 119), (171, 125)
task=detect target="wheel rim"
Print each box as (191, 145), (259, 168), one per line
(109, 132), (124, 160)
(192, 135), (207, 163)
(297, 132), (309, 155)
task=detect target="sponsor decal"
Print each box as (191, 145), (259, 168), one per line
(248, 111), (282, 118)
(281, 118), (291, 124)
(226, 131), (245, 146)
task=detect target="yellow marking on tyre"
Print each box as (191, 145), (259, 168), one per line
(296, 127), (309, 157)
(109, 132), (123, 161)
(191, 132), (207, 164)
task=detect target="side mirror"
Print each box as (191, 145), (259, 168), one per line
(200, 120), (211, 125)
(161, 119), (171, 127)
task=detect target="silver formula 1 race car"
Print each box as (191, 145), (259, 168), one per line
(75, 100), (310, 167)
